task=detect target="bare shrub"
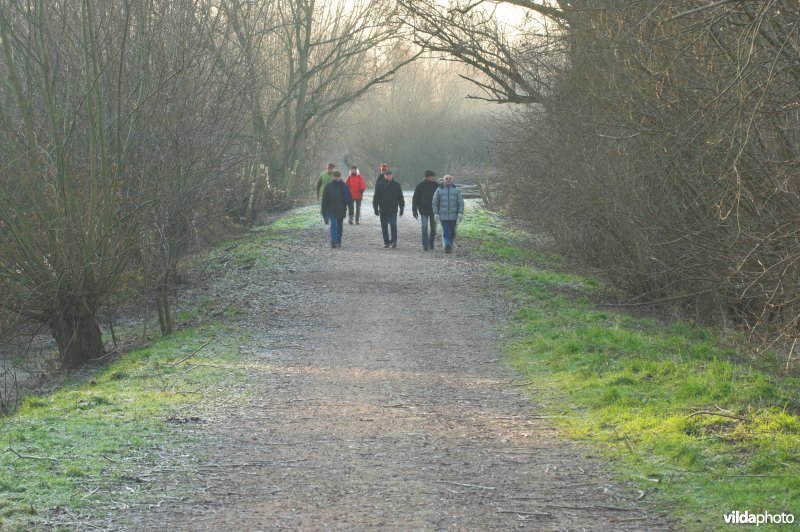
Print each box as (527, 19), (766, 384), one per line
(403, 0), (800, 360)
(497, 1), (800, 355)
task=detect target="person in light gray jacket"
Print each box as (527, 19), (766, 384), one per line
(432, 174), (465, 253)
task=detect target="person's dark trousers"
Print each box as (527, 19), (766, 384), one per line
(349, 199), (362, 223)
(330, 217), (344, 246)
(441, 220), (456, 250)
(380, 212), (397, 244)
(420, 214), (436, 250)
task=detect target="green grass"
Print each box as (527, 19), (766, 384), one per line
(0, 211), (306, 530)
(0, 325), (249, 529)
(459, 209), (563, 265)
(193, 207), (318, 274)
(268, 207), (319, 231)
(463, 208), (800, 530)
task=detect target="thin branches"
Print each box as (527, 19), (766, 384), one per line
(489, 0), (800, 362)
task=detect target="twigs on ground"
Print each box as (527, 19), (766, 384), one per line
(543, 504), (634, 512)
(496, 509), (552, 517)
(688, 410), (744, 421)
(5, 446), (58, 462)
(436, 480), (496, 490)
(172, 341), (211, 366)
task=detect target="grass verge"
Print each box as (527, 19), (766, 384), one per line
(0, 208), (316, 530)
(460, 208), (800, 530)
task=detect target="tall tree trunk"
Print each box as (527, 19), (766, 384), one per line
(156, 270), (174, 335)
(48, 304), (104, 370)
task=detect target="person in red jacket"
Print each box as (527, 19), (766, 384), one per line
(345, 165), (366, 224)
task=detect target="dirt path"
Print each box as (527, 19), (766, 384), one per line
(134, 205), (669, 530)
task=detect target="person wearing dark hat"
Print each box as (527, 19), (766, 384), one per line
(321, 170), (352, 248)
(372, 169), (404, 248)
(432, 174), (464, 253)
(412, 170), (440, 251)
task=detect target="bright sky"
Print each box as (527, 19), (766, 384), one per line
(492, 3), (528, 25)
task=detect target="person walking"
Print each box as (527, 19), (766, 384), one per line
(412, 170), (440, 251)
(372, 169), (404, 248)
(432, 174), (464, 253)
(315, 162), (336, 224)
(345, 165), (366, 224)
(315, 162), (336, 200)
(321, 170), (352, 248)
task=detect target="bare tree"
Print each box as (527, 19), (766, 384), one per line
(254, 0), (420, 196)
(399, 0), (567, 104)
(0, 0), (147, 368)
(0, 0), (255, 362)
(130, 0), (251, 335)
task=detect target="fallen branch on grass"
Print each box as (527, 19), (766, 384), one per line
(171, 340), (211, 366)
(688, 410), (744, 421)
(5, 446), (58, 462)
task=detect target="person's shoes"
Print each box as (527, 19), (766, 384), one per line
(331, 243), (337, 248)
(391, 242), (397, 248)
(445, 246), (452, 253)
(384, 243), (390, 248)
(355, 220), (360, 225)
(348, 219), (353, 225)
(423, 245), (428, 251)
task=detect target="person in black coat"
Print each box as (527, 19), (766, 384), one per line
(412, 170), (440, 251)
(372, 170), (404, 248)
(321, 171), (352, 248)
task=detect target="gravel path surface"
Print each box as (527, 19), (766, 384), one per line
(135, 207), (670, 531)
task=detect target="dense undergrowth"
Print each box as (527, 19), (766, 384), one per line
(0, 209), (319, 530)
(460, 208), (800, 530)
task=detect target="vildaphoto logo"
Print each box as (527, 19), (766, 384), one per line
(723, 511), (795, 526)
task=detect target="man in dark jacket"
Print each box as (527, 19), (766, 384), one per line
(372, 170), (404, 248)
(412, 170), (440, 251)
(321, 171), (352, 248)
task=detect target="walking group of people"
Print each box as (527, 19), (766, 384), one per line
(318, 162), (464, 252)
